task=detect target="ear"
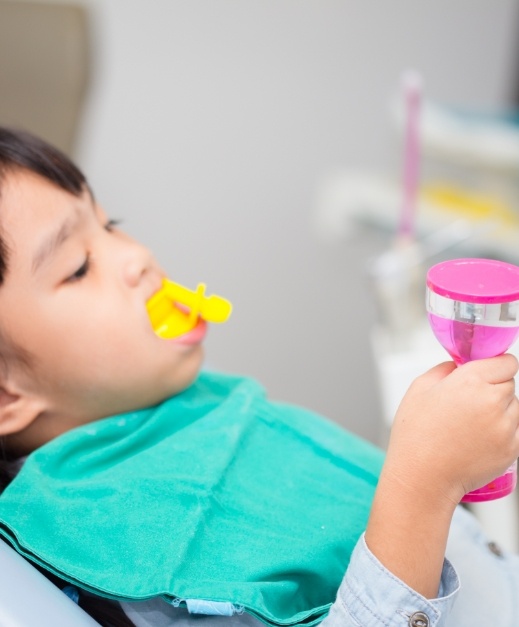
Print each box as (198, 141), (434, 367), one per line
(0, 386), (44, 436)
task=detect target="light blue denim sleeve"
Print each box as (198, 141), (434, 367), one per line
(320, 533), (460, 627)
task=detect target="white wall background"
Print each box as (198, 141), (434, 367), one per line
(69, 0), (518, 442)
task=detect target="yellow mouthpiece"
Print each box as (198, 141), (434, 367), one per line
(146, 279), (233, 339)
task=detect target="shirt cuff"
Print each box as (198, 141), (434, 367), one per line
(324, 534), (460, 627)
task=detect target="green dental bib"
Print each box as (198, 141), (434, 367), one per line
(0, 372), (383, 626)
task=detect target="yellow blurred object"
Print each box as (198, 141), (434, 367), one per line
(422, 184), (519, 227)
(146, 279), (233, 339)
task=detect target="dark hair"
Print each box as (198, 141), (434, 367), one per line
(0, 127), (88, 284)
(0, 127), (135, 627)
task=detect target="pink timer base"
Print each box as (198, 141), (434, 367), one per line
(460, 466), (517, 502)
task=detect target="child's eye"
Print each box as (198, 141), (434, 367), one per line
(66, 254), (91, 283)
(104, 219), (121, 232)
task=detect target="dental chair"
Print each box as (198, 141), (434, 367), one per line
(0, 540), (99, 626)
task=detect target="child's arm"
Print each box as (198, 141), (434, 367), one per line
(366, 354), (519, 599)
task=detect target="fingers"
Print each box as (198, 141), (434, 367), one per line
(410, 354), (519, 397)
(409, 353), (518, 400)
(504, 396), (519, 459)
(462, 353), (519, 385)
(505, 388), (519, 418)
(511, 395), (519, 439)
(502, 378), (516, 403)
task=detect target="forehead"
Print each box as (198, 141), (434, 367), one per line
(0, 169), (91, 276)
(1, 168), (81, 222)
(1, 168), (90, 239)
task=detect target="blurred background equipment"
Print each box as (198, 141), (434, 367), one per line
(0, 1), (90, 155)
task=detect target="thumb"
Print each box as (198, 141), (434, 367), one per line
(412, 361), (457, 391)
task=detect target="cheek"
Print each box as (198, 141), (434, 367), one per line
(51, 299), (136, 352)
(22, 312), (121, 380)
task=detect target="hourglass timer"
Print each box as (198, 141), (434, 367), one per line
(426, 258), (519, 502)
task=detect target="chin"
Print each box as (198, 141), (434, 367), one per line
(162, 350), (205, 401)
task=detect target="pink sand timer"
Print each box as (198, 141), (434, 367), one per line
(426, 258), (519, 502)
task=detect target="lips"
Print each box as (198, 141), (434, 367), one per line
(170, 318), (207, 345)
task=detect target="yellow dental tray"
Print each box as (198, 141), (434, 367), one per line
(146, 279), (232, 339)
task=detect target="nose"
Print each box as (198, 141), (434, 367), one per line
(120, 234), (158, 288)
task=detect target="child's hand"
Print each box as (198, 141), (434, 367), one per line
(366, 354), (519, 599)
(385, 354), (519, 506)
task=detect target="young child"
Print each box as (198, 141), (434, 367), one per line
(0, 127), (518, 627)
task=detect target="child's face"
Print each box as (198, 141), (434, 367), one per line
(0, 169), (205, 450)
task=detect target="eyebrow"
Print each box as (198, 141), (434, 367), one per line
(31, 212), (80, 274)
